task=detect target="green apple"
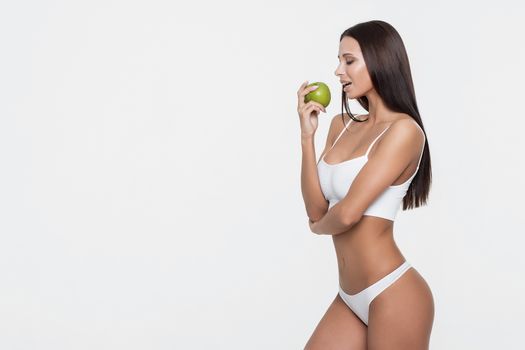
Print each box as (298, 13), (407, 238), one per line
(304, 82), (331, 108)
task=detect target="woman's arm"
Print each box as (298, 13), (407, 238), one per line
(301, 114), (341, 222)
(301, 135), (329, 222)
(309, 201), (356, 235)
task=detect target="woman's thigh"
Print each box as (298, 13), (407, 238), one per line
(304, 293), (367, 350)
(367, 268), (435, 350)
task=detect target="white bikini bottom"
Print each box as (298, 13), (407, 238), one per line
(338, 260), (412, 326)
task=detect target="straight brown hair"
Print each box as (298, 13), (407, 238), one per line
(340, 20), (432, 210)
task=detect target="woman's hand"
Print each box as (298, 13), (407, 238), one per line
(297, 81), (326, 138)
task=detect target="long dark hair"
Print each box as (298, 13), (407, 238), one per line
(340, 20), (432, 210)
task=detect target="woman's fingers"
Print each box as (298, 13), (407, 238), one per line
(296, 81), (308, 95)
(299, 101), (325, 116)
(305, 101), (326, 112)
(301, 103), (323, 117)
(297, 83), (319, 109)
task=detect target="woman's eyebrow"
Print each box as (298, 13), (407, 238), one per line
(338, 53), (356, 58)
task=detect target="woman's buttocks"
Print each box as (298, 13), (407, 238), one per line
(332, 221), (406, 295)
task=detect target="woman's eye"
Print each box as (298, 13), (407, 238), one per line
(346, 61), (353, 65)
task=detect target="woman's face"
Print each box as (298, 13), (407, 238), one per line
(334, 36), (373, 99)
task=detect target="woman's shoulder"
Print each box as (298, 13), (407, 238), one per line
(390, 115), (424, 139)
(386, 116), (425, 153)
(331, 112), (366, 129)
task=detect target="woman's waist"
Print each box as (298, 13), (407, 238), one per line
(332, 234), (405, 281)
(335, 247), (407, 295)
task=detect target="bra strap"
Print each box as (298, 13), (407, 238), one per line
(365, 125), (391, 157)
(317, 115), (362, 165)
(328, 118), (352, 151)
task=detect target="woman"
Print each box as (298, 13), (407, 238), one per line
(298, 20), (435, 349)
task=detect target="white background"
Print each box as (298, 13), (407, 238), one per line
(1, 0), (524, 349)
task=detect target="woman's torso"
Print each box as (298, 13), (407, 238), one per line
(317, 113), (422, 294)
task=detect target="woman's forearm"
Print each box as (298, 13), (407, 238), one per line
(301, 135), (328, 221)
(310, 201), (355, 236)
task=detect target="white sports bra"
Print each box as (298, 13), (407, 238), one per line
(317, 116), (425, 221)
